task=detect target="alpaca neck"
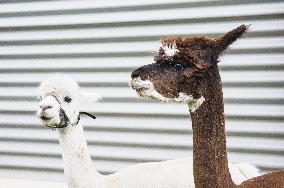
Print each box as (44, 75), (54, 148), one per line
(57, 122), (102, 187)
(189, 65), (235, 188)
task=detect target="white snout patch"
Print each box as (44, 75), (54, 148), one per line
(129, 77), (205, 112)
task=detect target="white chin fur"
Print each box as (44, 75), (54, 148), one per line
(37, 110), (60, 128)
(129, 77), (205, 112)
(40, 117), (60, 128)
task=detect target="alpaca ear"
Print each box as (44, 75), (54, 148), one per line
(214, 24), (248, 55)
(79, 92), (102, 104)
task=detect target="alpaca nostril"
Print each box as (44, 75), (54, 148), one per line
(40, 105), (52, 111)
(131, 68), (143, 79)
(131, 72), (138, 79)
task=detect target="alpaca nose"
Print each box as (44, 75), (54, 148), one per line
(40, 104), (53, 111)
(131, 68), (144, 79)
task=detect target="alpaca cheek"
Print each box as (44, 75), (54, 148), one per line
(152, 76), (180, 98)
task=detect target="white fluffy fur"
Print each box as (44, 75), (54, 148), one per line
(229, 163), (259, 184)
(161, 43), (179, 57)
(37, 75), (258, 188)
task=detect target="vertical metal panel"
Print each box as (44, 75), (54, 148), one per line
(0, 0), (283, 182)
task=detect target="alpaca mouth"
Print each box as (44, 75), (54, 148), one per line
(40, 115), (52, 121)
(129, 77), (153, 97)
(39, 114), (64, 129)
(129, 77), (168, 101)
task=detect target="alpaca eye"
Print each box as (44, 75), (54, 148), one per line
(173, 63), (184, 71)
(64, 96), (72, 103)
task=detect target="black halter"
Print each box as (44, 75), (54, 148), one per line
(46, 95), (96, 130)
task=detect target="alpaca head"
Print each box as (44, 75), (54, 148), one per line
(37, 75), (100, 129)
(130, 25), (248, 112)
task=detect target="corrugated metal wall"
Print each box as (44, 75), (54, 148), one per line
(0, 0), (283, 182)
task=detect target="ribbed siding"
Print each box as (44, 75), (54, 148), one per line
(0, 0), (283, 182)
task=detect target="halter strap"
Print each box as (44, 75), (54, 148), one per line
(79, 112), (96, 119)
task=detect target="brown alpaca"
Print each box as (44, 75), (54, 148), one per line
(130, 25), (284, 188)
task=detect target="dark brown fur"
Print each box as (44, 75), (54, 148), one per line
(131, 25), (284, 188)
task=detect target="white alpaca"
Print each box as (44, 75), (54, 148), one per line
(36, 75), (258, 188)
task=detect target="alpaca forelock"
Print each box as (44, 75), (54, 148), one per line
(160, 43), (180, 57)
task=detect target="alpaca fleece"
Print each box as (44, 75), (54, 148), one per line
(130, 25), (284, 188)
